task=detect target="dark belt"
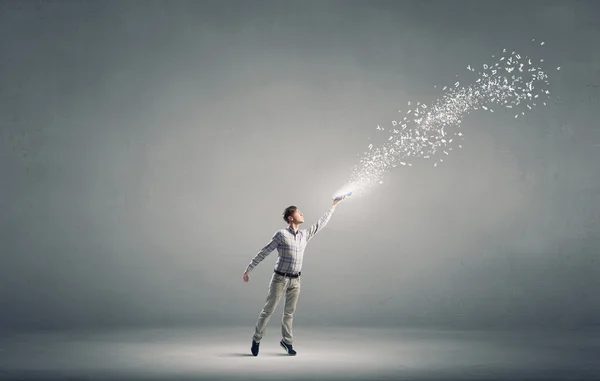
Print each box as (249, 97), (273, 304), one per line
(274, 270), (301, 278)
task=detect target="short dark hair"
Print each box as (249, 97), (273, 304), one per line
(283, 206), (297, 224)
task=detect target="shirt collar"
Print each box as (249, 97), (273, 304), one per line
(287, 225), (298, 235)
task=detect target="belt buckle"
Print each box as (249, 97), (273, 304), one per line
(276, 270), (299, 278)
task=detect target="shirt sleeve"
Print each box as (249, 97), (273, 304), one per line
(305, 205), (336, 242)
(245, 231), (281, 272)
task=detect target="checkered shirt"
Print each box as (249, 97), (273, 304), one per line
(245, 205), (337, 274)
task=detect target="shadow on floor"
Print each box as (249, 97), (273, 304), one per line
(219, 352), (290, 357)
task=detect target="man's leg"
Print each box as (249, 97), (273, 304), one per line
(253, 273), (287, 343)
(281, 276), (301, 345)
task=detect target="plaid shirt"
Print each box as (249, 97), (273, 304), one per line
(245, 205), (337, 275)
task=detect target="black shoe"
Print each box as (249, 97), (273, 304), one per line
(251, 340), (259, 356)
(280, 340), (297, 356)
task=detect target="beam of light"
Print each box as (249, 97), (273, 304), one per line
(336, 42), (557, 199)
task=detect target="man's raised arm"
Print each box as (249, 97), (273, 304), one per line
(305, 207), (336, 242)
(305, 196), (346, 242)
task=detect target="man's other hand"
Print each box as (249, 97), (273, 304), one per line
(243, 270), (249, 282)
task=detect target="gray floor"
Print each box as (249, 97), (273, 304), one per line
(1, 326), (599, 381)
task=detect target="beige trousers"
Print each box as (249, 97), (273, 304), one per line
(253, 272), (301, 345)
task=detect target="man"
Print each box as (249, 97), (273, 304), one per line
(242, 196), (346, 356)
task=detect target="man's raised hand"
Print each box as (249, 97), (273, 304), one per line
(333, 195), (346, 206)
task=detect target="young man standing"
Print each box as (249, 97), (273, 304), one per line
(242, 196), (346, 356)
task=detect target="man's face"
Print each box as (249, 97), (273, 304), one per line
(290, 209), (304, 224)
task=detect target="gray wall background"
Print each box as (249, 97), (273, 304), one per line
(1, 0), (599, 332)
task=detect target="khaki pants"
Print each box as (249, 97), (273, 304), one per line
(253, 272), (301, 345)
